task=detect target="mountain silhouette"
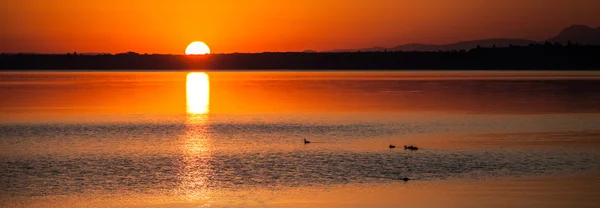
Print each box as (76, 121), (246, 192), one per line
(548, 24), (600, 45)
(324, 39), (536, 52)
(324, 25), (599, 52)
(326, 46), (389, 52)
(393, 39), (536, 51)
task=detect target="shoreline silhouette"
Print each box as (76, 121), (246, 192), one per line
(1, 43), (599, 70)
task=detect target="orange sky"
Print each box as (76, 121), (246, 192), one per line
(1, 0), (599, 54)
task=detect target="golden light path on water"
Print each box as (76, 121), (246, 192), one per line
(180, 72), (212, 202)
(186, 72), (210, 115)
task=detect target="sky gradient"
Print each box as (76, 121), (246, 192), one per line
(1, 0), (599, 54)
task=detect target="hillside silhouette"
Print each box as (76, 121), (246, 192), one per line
(548, 25), (600, 45)
(327, 39), (537, 52)
(326, 25), (599, 52)
(2, 43), (599, 70)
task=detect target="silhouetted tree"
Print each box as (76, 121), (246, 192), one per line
(2, 43), (599, 70)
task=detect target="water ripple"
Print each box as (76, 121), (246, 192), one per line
(1, 149), (597, 196)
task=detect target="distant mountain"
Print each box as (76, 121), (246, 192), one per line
(324, 38), (536, 52)
(326, 46), (388, 52)
(324, 25), (599, 52)
(548, 24), (600, 45)
(393, 39), (537, 52)
(388, 43), (439, 52)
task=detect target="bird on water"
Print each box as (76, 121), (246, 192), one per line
(404, 145), (419, 150)
(304, 139), (311, 144)
(389, 144), (396, 148)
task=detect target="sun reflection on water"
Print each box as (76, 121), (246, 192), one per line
(186, 72), (210, 115)
(179, 72), (213, 202)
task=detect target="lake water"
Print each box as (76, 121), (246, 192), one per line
(1, 71), (600, 207)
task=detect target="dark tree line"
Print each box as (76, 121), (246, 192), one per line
(1, 43), (599, 70)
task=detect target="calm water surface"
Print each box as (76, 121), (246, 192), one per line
(1, 71), (600, 207)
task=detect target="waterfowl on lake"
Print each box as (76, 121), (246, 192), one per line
(304, 139), (311, 144)
(404, 145), (419, 150)
(402, 177), (410, 181)
(389, 144), (396, 148)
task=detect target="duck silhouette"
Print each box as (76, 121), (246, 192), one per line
(304, 139), (311, 144)
(389, 144), (396, 148)
(404, 145), (419, 150)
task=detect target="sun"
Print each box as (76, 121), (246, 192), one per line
(185, 41), (211, 55)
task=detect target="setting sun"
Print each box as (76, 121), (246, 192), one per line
(185, 41), (211, 55)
